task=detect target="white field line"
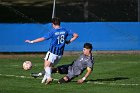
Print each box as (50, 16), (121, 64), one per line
(86, 81), (139, 86)
(96, 61), (139, 64)
(0, 73), (139, 86)
(0, 73), (58, 80)
(0, 73), (32, 79)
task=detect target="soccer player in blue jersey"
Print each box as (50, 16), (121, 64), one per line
(25, 17), (78, 84)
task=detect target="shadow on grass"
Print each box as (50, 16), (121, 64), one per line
(70, 77), (129, 83)
(50, 77), (129, 85)
(86, 77), (129, 82)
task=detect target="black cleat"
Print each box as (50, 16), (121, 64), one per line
(58, 78), (67, 84)
(31, 73), (39, 78)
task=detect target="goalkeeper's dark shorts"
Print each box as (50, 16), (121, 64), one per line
(57, 64), (71, 74)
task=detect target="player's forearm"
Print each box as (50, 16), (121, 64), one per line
(84, 70), (91, 79)
(82, 68), (92, 80)
(70, 33), (78, 42)
(32, 37), (45, 43)
(77, 69), (91, 83)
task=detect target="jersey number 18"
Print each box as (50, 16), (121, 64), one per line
(57, 35), (65, 44)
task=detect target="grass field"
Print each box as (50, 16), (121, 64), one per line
(0, 52), (140, 93)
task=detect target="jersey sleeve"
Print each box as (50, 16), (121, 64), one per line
(67, 30), (74, 36)
(42, 30), (53, 40)
(87, 59), (94, 70)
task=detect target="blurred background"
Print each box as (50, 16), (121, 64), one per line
(0, 0), (139, 23)
(0, 0), (140, 52)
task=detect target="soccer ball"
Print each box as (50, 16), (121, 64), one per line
(23, 61), (32, 70)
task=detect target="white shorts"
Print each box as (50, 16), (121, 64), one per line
(44, 51), (62, 66)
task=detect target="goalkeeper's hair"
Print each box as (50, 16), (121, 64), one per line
(84, 43), (93, 50)
(52, 17), (60, 26)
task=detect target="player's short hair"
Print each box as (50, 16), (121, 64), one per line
(84, 43), (93, 50)
(52, 17), (60, 25)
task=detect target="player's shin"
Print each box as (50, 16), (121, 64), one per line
(43, 67), (53, 84)
(41, 74), (47, 83)
(45, 67), (51, 78)
(41, 67), (51, 83)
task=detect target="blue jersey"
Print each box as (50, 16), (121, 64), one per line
(43, 27), (74, 55)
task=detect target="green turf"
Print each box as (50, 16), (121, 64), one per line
(0, 53), (140, 93)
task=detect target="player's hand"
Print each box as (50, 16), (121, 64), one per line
(25, 40), (34, 43)
(65, 40), (71, 44)
(77, 79), (84, 84)
(25, 40), (31, 43)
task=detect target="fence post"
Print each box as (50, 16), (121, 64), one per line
(138, 0), (140, 21)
